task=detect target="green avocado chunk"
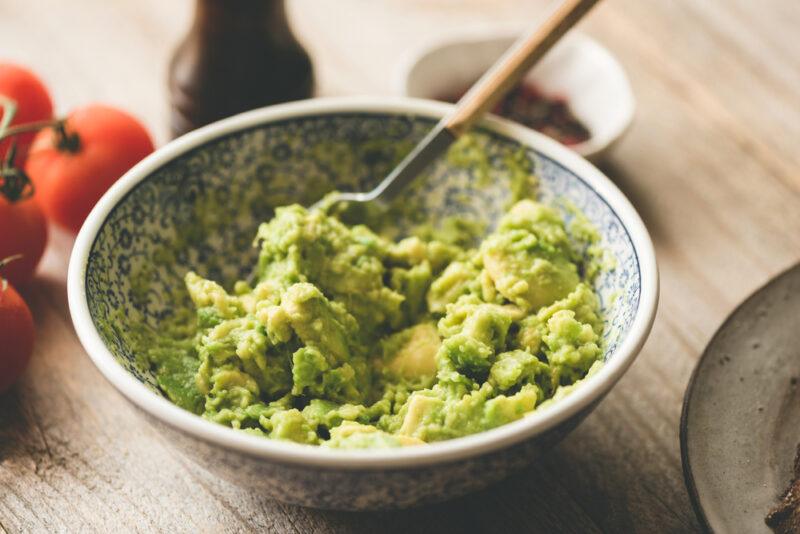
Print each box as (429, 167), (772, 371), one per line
(144, 194), (608, 449)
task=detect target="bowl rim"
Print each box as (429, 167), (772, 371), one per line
(68, 96), (658, 470)
(393, 29), (636, 159)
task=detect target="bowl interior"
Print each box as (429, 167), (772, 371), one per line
(84, 110), (640, 401)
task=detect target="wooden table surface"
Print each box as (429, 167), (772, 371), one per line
(2, 0), (799, 532)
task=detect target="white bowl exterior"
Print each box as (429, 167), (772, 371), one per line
(398, 32), (635, 160)
(68, 96), (657, 471)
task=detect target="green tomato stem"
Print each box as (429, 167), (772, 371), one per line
(0, 104), (72, 203)
(0, 96), (18, 136)
(0, 117), (67, 144)
(0, 254), (23, 292)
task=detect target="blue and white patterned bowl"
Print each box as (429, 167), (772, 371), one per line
(68, 97), (658, 510)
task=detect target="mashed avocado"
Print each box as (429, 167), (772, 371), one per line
(146, 198), (606, 449)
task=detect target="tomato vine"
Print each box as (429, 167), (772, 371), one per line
(0, 97), (74, 203)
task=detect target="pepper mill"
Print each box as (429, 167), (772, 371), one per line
(168, 0), (314, 138)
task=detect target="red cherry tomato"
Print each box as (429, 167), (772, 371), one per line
(0, 196), (47, 286)
(25, 104), (155, 233)
(0, 63), (53, 165)
(0, 279), (35, 392)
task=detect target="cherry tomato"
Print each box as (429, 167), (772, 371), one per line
(0, 278), (35, 392)
(0, 63), (53, 165)
(25, 104), (155, 233)
(0, 196), (47, 286)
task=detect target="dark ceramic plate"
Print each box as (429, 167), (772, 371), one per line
(681, 264), (800, 532)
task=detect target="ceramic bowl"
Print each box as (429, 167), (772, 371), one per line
(396, 31), (635, 161)
(68, 97), (657, 510)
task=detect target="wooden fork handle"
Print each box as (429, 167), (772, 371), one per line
(443, 0), (601, 137)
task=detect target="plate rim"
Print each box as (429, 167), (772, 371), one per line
(680, 261), (800, 533)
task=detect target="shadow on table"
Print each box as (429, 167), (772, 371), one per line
(300, 444), (632, 534)
(0, 383), (62, 477)
(297, 419), (701, 534)
(0, 275), (70, 466)
(0, 387), (27, 462)
(595, 157), (666, 244)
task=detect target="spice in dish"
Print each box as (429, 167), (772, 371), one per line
(442, 83), (591, 147)
(766, 442), (800, 532)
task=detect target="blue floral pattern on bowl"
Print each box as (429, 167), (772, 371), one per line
(85, 111), (639, 404)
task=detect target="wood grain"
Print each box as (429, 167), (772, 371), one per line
(1, 0), (799, 532)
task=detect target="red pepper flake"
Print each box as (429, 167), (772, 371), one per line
(440, 82), (591, 147)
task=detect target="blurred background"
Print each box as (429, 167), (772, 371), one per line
(4, 0), (796, 164)
(6, 0), (567, 142)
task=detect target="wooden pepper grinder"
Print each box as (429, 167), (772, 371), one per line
(168, 0), (314, 138)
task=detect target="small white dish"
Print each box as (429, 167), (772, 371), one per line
(395, 30), (635, 161)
